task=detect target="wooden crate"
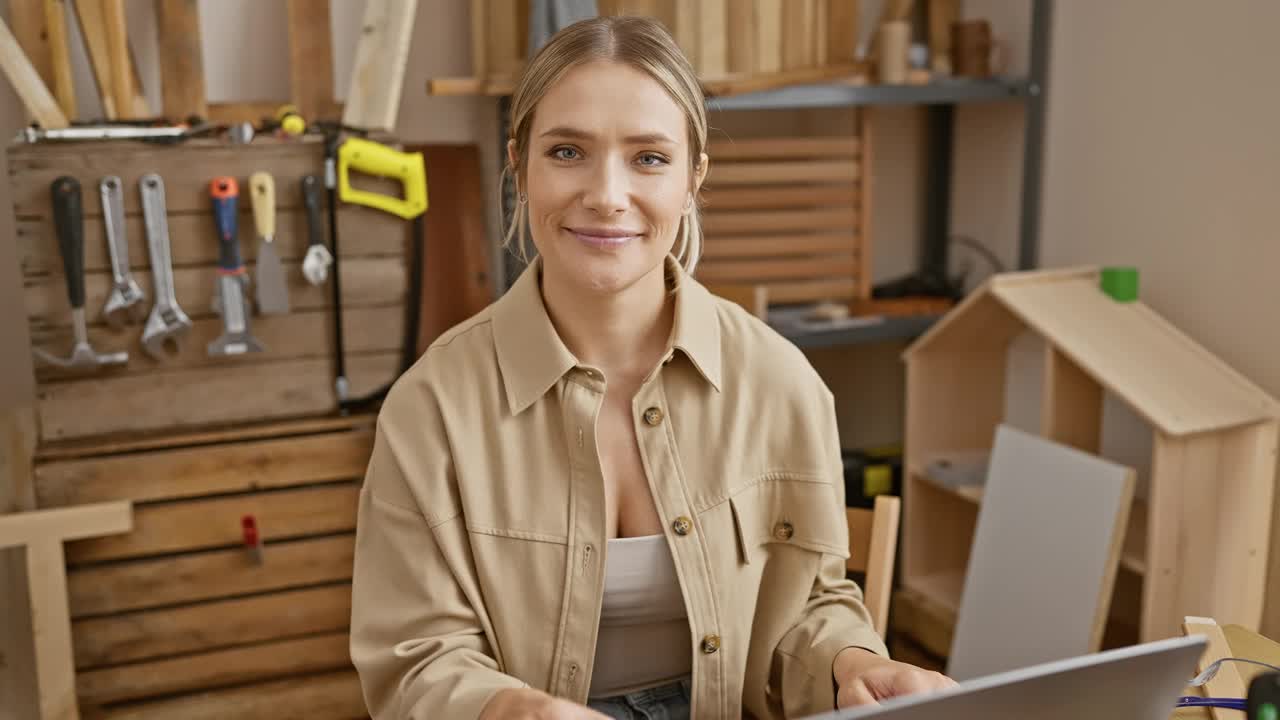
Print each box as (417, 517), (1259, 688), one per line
(29, 415), (373, 718)
(699, 123), (871, 307)
(9, 136), (408, 445)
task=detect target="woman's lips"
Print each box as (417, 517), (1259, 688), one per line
(567, 227), (642, 249)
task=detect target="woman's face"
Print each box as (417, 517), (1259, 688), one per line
(514, 59), (706, 296)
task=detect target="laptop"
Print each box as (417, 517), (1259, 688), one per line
(802, 635), (1207, 720)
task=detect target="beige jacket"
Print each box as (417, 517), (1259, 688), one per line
(350, 257), (889, 720)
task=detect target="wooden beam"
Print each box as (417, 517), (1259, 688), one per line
(42, 0), (75, 119)
(1183, 617), (1246, 720)
(0, 502), (132, 550)
(342, 0), (418, 131)
(0, 14), (70, 128)
(100, 0), (133, 120)
(286, 0), (338, 120)
(155, 0), (206, 119)
(827, 0), (859, 64)
(72, 0), (117, 118)
(8, 0), (55, 99)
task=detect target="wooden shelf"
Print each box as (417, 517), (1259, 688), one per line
(911, 464), (985, 506)
(904, 569), (966, 615)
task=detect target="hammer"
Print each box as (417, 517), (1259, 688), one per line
(33, 177), (129, 371)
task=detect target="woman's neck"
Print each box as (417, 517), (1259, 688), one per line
(539, 261), (674, 386)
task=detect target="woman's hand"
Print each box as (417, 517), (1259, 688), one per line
(481, 688), (611, 719)
(833, 647), (958, 708)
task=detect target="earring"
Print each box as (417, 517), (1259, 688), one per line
(683, 193), (694, 213)
(518, 192), (527, 204)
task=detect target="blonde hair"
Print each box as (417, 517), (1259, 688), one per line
(501, 15), (708, 275)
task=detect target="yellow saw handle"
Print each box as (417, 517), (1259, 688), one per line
(337, 137), (428, 220)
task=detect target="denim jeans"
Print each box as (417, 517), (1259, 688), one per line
(587, 677), (692, 720)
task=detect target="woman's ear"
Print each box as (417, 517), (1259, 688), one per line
(506, 139), (521, 192)
(693, 152), (709, 193)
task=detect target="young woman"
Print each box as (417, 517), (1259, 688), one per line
(349, 15), (955, 720)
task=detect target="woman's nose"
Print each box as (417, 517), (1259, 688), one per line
(581, 156), (629, 215)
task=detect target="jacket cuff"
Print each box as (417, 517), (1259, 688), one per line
(404, 675), (530, 720)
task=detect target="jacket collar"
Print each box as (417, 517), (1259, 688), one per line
(492, 255), (722, 415)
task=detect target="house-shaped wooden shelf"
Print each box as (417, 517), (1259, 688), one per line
(897, 266), (1280, 653)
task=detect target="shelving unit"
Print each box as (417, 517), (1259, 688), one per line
(481, 0), (1053, 351)
(897, 266), (1280, 657)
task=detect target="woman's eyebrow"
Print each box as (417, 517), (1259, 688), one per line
(539, 126), (676, 145)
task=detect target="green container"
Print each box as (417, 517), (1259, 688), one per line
(1101, 266), (1139, 302)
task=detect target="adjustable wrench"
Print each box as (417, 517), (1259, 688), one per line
(208, 177), (265, 357)
(99, 176), (146, 327)
(139, 174), (192, 360)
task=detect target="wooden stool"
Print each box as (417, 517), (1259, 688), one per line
(1, 501), (132, 720)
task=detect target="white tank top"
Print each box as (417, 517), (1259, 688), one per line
(588, 534), (693, 699)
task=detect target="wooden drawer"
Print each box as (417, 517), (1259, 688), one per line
(31, 415), (375, 718)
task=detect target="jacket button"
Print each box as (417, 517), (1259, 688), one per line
(701, 634), (721, 654)
(672, 516), (693, 536)
(643, 407), (664, 426)
(773, 522), (795, 541)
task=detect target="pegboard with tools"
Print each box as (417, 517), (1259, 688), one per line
(10, 135), (418, 445)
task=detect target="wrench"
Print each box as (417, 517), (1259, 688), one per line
(99, 176), (146, 327)
(139, 174), (192, 360)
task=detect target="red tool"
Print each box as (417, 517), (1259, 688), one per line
(241, 514), (264, 564)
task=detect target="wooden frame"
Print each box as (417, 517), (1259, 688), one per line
(0, 501), (133, 720)
(893, 267), (1280, 661)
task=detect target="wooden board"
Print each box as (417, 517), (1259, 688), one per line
(0, 500), (132, 549)
(43, 0), (76, 120)
(753, 0), (783, 74)
(827, 0), (859, 64)
(155, 0), (207, 119)
(342, 0), (418, 131)
(78, 632), (352, 707)
(286, 0), (338, 120)
(946, 424), (1135, 681)
(91, 670), (366, 720)
(36, 353), (399, 441)
(73, 583), (351, 668)
(1182, 617), (1245, 720)
(68, 533), (355, 618)
(66, 482), (359, 563)
(9, 0), (55, 94)
(0, 13), (69, 128)
(1041, 345), (1103, 453)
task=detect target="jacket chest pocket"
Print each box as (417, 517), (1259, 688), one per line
(728, 477), (848, 566)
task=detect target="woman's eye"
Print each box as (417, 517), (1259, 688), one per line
(637, 153), (668, 167)
(551, 146), (580, 161)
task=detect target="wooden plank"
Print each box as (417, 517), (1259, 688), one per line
(1041, 345), (1103, 453)
(78, 632), (353, 706)
(28, 540), (78, 720)
(93, 670), (366, 720)
(0, 500), (132, 549)
(343, 0), (419, 131)
(0, 405), (40, 720)
(1183, 617), (1246, 720)
(702, 207), (856, 234)
(24, 256), (405, 332)
(726, 0), (754, 73)
(43, 0), (76, 120)
(9, 0), (54, 92)
(101, 0), (133, 120)
(863, 494), (900, 636)
(155, 0), (207, 119)
(708, 160), (858, 185)
(707, 136), (859, 159)
(73, 0), (117, 118)
(701, 185), (858, 211)
(68, 534), (355, 617)
(753, 0), (782, 73)
(669, 0), (698, 69)
(1216, 421), (1276, 633)
(36, 353), (399, 442)
(33, 306), (402, 383)
(696, 0), (726, 77)
(701, 62), (864, 97)
(7, 139), (336, 217)
(35, 413), (373, 463)
(0, 405), (38, 512)
(73, 583), (351, 668)
(947, 424), (1134, 681)
(703, 283), (767, 319)
(0, 14), (70, 128)
(856, 108), (873, 299)
(827, 0), (859, 64)
(286, 0), (337, 120)
(18, 209), (403, 277)
(697, 254), (856, 283)
(762, 278), (857, 303)
(866, 0), (914, 61)
(781, 0), (815, 70)
(890, 586), (955, 658)
(411, 144), (494, 353)
(37, 426), (372, 508)
(204, 101), (285, 125)
(813, 0), (829, 67)
(67, 482), (359, 564)
(470, 0), (487, 79)
(702, 233), (854, 259)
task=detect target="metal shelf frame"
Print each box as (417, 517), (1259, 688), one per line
(493, 0), (1053, 348)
